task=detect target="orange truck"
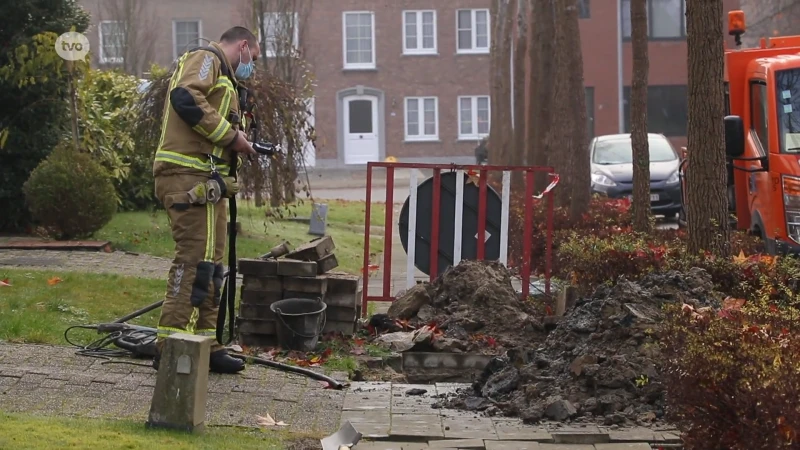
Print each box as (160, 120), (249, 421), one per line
(679, 10), (800, 255)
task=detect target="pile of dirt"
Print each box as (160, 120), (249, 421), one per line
(433, 267), (723, 425)
(384, 260), (545, 354)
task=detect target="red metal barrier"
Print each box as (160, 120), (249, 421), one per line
(361, 162), (556, 317)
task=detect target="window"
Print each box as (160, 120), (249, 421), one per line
(456, 9), (490, 54)
(403, 10), (437, 54)
(262, 12), (299, 57)
(343, 11), (375, 69)
(458, 96), (490, 139)
(775, 69), (800, 153)
(623, 85), (687, 137)
(173, 20), (201, 60)
(405, 97), (438, 140)
(99, 20), (125, 64)
(622, 0), (686, 39)
(751, 81), (769, 153)
(579, 0), (590, 19)
(585, 87), (595, 139)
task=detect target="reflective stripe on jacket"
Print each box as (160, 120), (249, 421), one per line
(153, 42), (240, 177)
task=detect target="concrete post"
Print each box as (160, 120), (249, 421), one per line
(146, 333), (212, 433)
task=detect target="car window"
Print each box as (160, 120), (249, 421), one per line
(592, 137), (677, 164)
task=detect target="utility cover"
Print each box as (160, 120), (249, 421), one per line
(398, 171), (502, 278)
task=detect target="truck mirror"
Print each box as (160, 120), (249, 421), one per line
(724, 115), (745, 158)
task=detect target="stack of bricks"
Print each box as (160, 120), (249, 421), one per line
(236, 236), (363, 347)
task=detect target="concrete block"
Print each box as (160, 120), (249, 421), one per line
(309, 203), (328, 236)
(326, 291), (361, 308)
(283, 290), (323, 301)
(241, 275), (282, 293)
(323, 320), (356, 335)
(317, 253), (339, 274)
(238, 259), (278, 277)
(277, 259), (317, 277)
(284, 235), (335, 261)
(238, 303), (275, 320)
(556, 285), (578, 317)
(282, 275), (327, 294)
(326, 305), (357, 322)
(485, 441), (542, 450)
(326, 272), (361, 294)
(428, 438), (484, 448)
(236, 317), (276, 335)
(240, 288), (283, 305)
(146, 334), (212, 433)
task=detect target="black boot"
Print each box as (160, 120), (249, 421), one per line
(209, 349), (245, 374)
(152, 349), (161, 371)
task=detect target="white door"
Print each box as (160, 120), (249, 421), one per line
(301, 97), (316, 169)
(343, 95), (379, 164)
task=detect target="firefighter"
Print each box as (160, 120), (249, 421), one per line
(151, 26), (259, 373)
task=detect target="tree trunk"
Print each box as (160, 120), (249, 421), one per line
(630, 0), (651, 232)
(511, 0), (529, 187)
(686, 0), (730, 255)
(550, 0), (590, 218)
(528, 0), (555, 190)
(489, 0), (514, 165)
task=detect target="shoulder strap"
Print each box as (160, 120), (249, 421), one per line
(186, 45), (232, 79)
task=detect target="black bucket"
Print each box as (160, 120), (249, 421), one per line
(269, 298), (327, 351)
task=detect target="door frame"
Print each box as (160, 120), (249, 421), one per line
(337, 86), (386, 166)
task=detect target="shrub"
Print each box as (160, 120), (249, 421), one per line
(23, 143), (117, 239)
(661, 288), (800, 449)
(77, 68), (157, 211)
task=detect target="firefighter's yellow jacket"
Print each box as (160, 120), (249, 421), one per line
(153, 41), (241, 177)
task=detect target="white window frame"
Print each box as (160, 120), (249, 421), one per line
(172, 19), (203, 61)
(402, 10), (437, 55)
(458, 95), (491, 140)
(342, 11), (376, 70)
(404, 97), (439, 141)
(261, 12), (300, 58)
(456, 9), (490, 54)
(98, 20), (125, 64)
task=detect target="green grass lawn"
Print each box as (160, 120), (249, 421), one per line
(0, 412), (300, 450)
(0, 268), (382, 375)
(0, 269), (163, 344)
(94, 200), (385, 275)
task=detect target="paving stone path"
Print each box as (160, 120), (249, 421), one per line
(0, 249), (171, 279)
(0, 343), (679, 448)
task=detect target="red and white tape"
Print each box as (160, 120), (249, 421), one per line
(533, 173), (560, 199)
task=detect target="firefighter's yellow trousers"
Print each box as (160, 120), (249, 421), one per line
(154, 172), (227, 353)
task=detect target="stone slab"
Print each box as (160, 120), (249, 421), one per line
(239, 289), (283, 305)
(236, 317), (276, 335)
(485, 441), (542, 450)
(326, 272), (361, 294)
(493, 421), (552, 441)
(551, 432), (610, 444)
(323, 320), (356, 335)
(391, 414), (444, 439)
(427, 438), (485, 448)
(536, 446), (595, 450)
(608, 429), (658, 442)
(403, 353), (494, 370)
(355, 443), (429, 450)
(442, 416), (498, 440)
(238, 303), (275, 320)
(326, 291), (361, 308)
(595, 444), (653, 450)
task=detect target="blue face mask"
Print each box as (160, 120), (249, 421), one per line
(235, 45), (254, 80)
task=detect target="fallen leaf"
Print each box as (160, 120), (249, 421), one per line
(0, 278), (10, 287)
(486, 336), (497, 347)
(732, 250), (748, 264)
(47, 277), (63, 286)
(256, 414), (288, 427)
(722, 297), (746, 311)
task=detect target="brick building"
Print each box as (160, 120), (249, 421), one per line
(77, 0), (741, 168)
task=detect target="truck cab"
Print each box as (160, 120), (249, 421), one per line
(680, 11), (800, 255)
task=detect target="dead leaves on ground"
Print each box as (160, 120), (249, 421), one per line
(256, 413), (288, 427)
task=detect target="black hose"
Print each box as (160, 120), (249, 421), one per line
(113, 299), (164, 323)
(233, 353), (349, 390)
